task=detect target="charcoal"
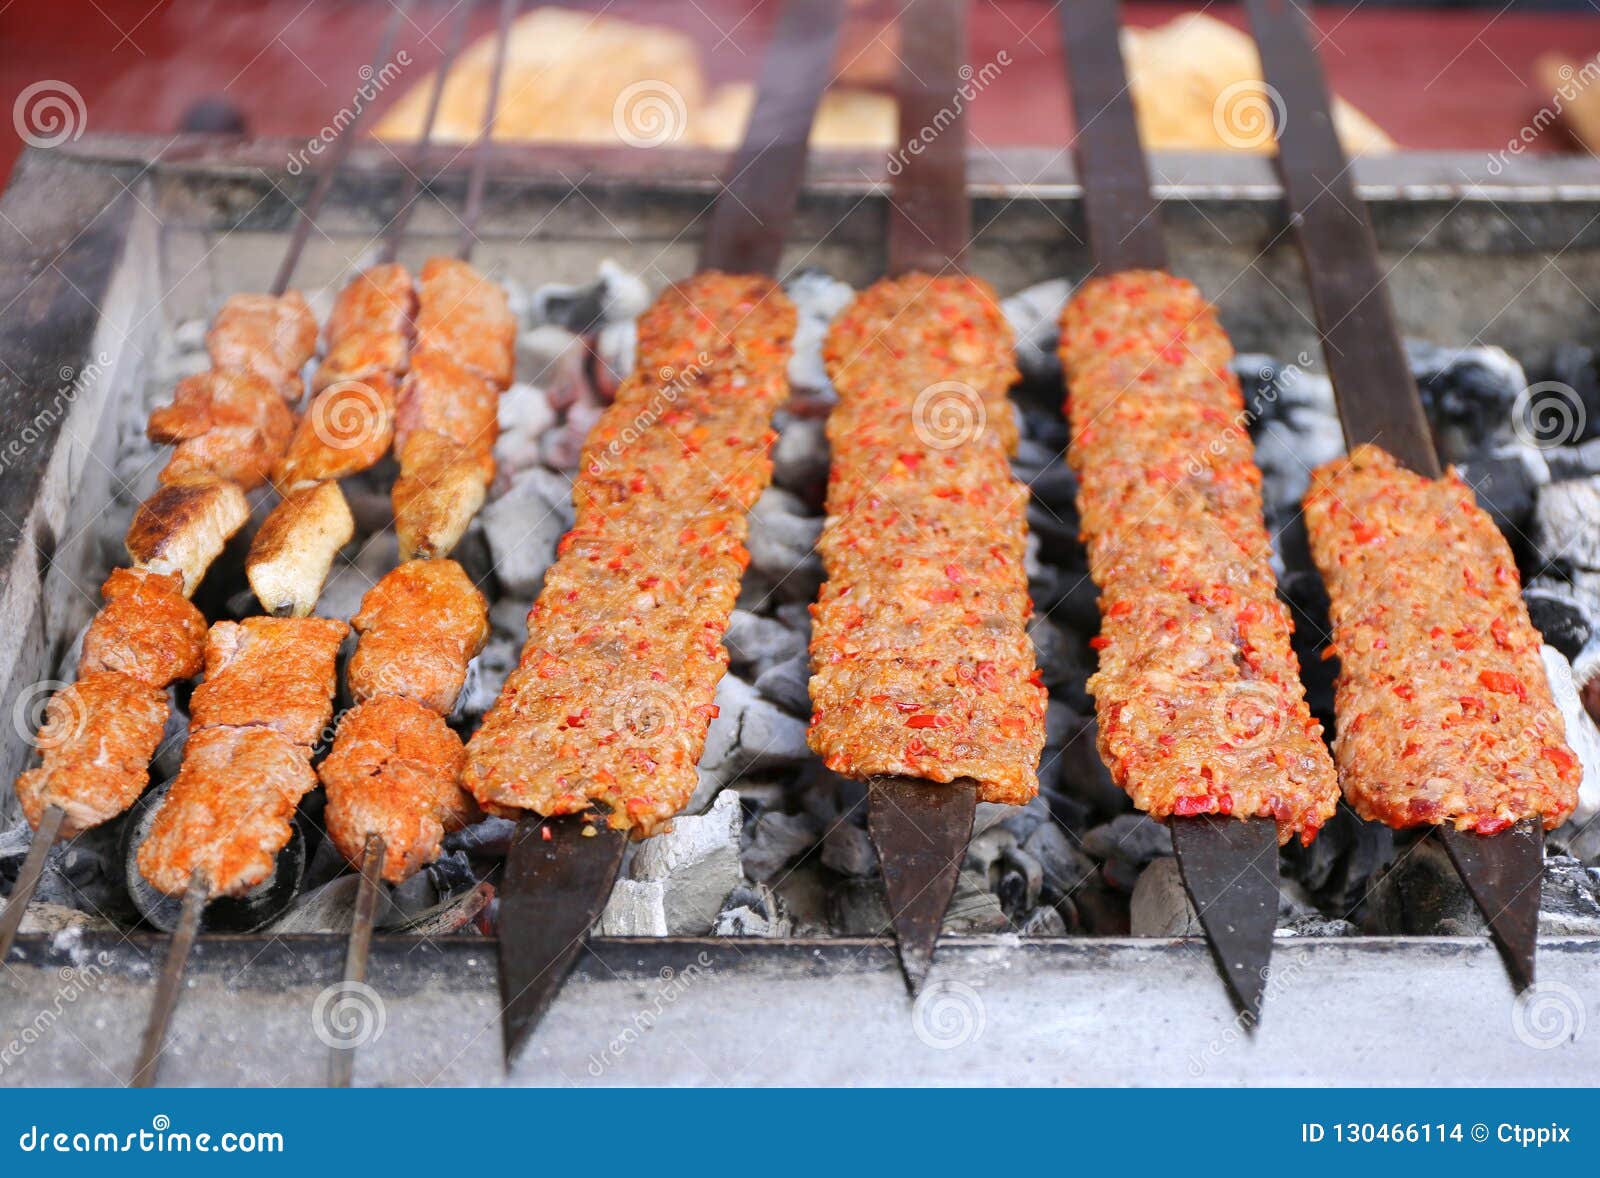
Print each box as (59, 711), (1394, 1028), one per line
(1365, 836), (1482, 935)
(1284, 806), (1393, 917)
(316, 530), (400, 622)
(740, 810), (822, 883)
(826, 876), (890, 936)
(1011, 437), (1057, 482)
(1540, 647), (1600, 833)
(493, 383), (557, 481)
(784, 269), (854, 396)
(515, 324), (587, 398)
(1026, 501), (1081, 559)
(965, 826), (1017, 878)
(1023, 821), (1097, 900)
(482, 467), (573, 596)
(1129, 857), (1200, 937)
(628, 789), (742, 934)
(998, 793), (1052, 842)
(1000, 845), (1044, 912)
(1533, 477), (1600, 572)
(597, 879), (668, 936)
(593, 320), (635, 400)
(745, 489), (824, 602)
(1002, 276), (1071, 385)
(775, 601), (811, 634)
(1534, 855), (1600, 935)
(943, 871), (1009, 933)
(698, 675), (810, 782)
(1068, 877), (1130, 935)
(799, 764), (866, 827)
(1545, 437), (1600, 481)
(529, 260), (650, 334)
(1025, 462), (1080, 514)
(820, 820), (876, 878)
(1020, 904), (1068, 937)
(753, 653), (811, 716)
(445, 815), (517, 858)
(1081, 814), (1172, 873)
(1254, 395), (1344, 515)
(1276, 914), (1358, 938)
(713, 889), (792, 937)
(770, 415), (829, 507)
(723, 609), (806, 677)
(1054, 716), (1130, 819)
(1458, 446), (1541, 532)
(1406, 340), (1526, 458)
(1526, 342), (1600, 443)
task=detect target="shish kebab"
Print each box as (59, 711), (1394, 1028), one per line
(1243, 0), (1579, 988)
(132, 0), (518, 1088)
(807, 0), (1046, 994)
(1058, 0), (1339, 1019)
(462, 0), (844, 1066)
(0, 0), (427, 965)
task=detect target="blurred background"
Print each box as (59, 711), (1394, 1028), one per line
(3, 0), (1600, 179)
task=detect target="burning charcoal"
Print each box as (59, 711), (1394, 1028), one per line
(597, 879), (669, 936)
(316, 530), (400, 622)
(394, 881), (493, 936)
(771, 415), (830, 508)
(446, 815), (517, 858)
(713, 881), (792, 937)
(493, 383), (558, 482)
(1538, 855), (1600, 934)
(1003, 277), (1072, 386)
(965, 825), (1017, 878)
(1253, 389), (1345, 517)
(799, 763), (866, 827)
(1026, 461), (1079, 514)
(820, 820), (876, 878)
(592, 320), (636, 403)
(1082, 814), (1172, 875)
(754, 652), (812, 717)
(775, 601), (811, 634)
(516, 324), (587, 397)
(529, 260), (650, 335)
(740, 809), (822, 883)
(1406, 340), (1527, 460)
(1130, 857), (1201, 936)
(1001, 845), (1044, 913)
(1024, 821), (1097, 901)
(1011, 437), (1057, 483)
(1283, 806), (1391, 918)
(1028, 615), (1085, 694)
(746, 488), (825, 601)
(270, 874), (362, 933)
(723, 608), (807, 677)
(627, 789), (742, 934)
(482, 468), (573, 597)
(1533, 477), (1600, 573)
(943, 871), (1009, 933)
(455, 598), (526, 720)
(827, 876), (890, 935)
(1277, 914), (1358, 937)
(1541, 647), (1600, 832)
(1020, 905), (1067, 937)
(1457, 446), (1542, 533)
(705, 675), (811, 779)
(1053, 714), (1130, 820)
(998, 793), (1051, 843)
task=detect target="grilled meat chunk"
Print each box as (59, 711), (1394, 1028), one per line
(347, 559), (488, 713)
(125, 479), (250, 596)
(149, 370), (296, 491)
(187, 616), (348, 747)
(392, 431), (491, 561)
(1304, 444), (1580, 832)
(464, 273), (794, 835)
(1061, 270), (1338, 844)
(807, 274), (1045, 804)
(246, 480), (356, 616)
(14, 671), (168, 836)
(413, 256), (515, 388)
(80, 568), (207, 687)
(320, 696), (473, 882)
(136, 725), (317, 898)
(312, 263), (416, 391)
(205, 291), (318, 395)
(272, 373), (399, 492)
(394, 350), (498, 462)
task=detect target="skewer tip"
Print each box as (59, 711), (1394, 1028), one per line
(1171, 816), (1280, 1024)
(1438, 820), (1543, 993)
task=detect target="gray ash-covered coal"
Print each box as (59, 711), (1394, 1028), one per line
(10, 262), (1600, 949)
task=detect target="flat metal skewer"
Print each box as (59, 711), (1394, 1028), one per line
(1241, 0), (1546, 990)
(131, 868), (208, 1088)
(328, 833), (386, 1088)
(0, 803), (65, 961)
(1059, 0), (1282, 1021)
(455, 0), (519, 263)
(493, 0), (843, 1068)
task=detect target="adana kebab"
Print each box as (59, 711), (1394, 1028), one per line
(464, 273), (795, 834)
(1238, 0), (1577, 986)
(1, 289), (316, 956)
(809, 275), (1046, 805)
(1059, 271), (1339, 843)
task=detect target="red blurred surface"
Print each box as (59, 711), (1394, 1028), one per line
(2, 0), (1598, 182)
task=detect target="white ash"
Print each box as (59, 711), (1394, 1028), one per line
(785, 269), (854, 397)
(1533, 477), (1600, 574)
(625, 789), (742, 935)
(1003, 277), (1073, 385)
(596, 879), (669, 937)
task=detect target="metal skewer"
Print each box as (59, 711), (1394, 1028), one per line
(0, 803), (65, 961)
(1060, 0), (1281, 1021)
(1242, 0), (1545, 991)
(328, 0), (519, 1089)
(494, 0), (844, 1068)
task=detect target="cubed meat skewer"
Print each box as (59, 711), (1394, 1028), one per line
(463, 272), (794, 837)
(1060, 269), (1339, 845)
(807, 273), (1047, 804)
(205, 290), (319, 396)
(1303, 444), (1581, 833)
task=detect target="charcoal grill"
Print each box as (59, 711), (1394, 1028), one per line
(3, 131), (1600, 1085)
